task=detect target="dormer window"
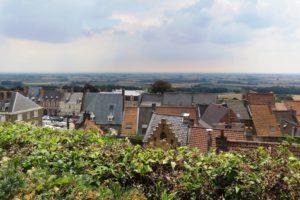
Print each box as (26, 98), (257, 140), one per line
(107, 114), (114, 122)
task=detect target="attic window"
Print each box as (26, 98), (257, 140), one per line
(160, 132), (167, 140)
(107, 115), (114, 122)
(270, 126), (276, 133)
(126, 123), (132, 129)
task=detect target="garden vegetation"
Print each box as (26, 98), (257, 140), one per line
(0, 123), (299, 199)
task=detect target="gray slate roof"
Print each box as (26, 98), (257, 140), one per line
(140, 93), (163, 107)
(63, 92), (83, 104)
(201, 104), (229, 126)
(82, 92), (123, 125)
(43, 90), (62, 100)
(0, 92), (41, 113)
(27, 87), (41, 101)
(162, 93), (217, 106)
(143, 113), (190, 145)
(138, 106), (154, 132)
(274, 110), (298, 124)
(226, 100), (250, 120)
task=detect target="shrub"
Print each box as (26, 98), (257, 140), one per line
(0, 122), (299, 199)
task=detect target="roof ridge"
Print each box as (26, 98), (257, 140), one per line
(11, 92), (18, 112)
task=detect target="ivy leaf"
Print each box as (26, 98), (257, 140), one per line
(171, 161), (176, 170)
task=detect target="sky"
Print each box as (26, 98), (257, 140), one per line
(1, 0), (300, 73)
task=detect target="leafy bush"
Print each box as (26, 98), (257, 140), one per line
(0, 122), (299, 199)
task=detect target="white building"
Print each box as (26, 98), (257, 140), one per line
(59, 92), (83, 116)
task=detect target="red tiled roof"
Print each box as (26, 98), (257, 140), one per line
(250, 105), (281, 137)
(155, 106), (198, 125)
(244, 92), (274, 105)
(189, 127), (249, 153)
(189, 127), (209, 153)
(275, 102), (288, 111)
(284, 101), (300, 121)
(121, 107), (138, 135)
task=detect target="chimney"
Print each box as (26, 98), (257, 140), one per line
(122, 89), (125, 111)
(39, 88), (45, 99)
(220, 129), (225, 137)
(24, 86), (29, 96)
(290, 107), (296, 117)
(151, 103), (156, 111)
(206, 129), (213, 151)
(181, 112), (191, 125)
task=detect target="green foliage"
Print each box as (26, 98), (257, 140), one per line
(150, 80), (174, 93)
(0, 122), (299, 199)
(276, 94), (294, 102)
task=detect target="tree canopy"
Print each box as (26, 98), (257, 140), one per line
(150, 80), (174, 93)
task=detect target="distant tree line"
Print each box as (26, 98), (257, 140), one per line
(1, 81), (23, 88)
(176, 84), (239, 94)
(243, 86), (300, 95)
(62, 84), (142, 93)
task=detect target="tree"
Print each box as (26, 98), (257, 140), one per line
(150, 80), (174, 93)
(83, 84), (99, 92)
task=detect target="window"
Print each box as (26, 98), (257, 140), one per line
(153, 137), (157, 142)
(270, 126), (276, 133)
(107, 115), (114, 122)
(125, 96), (131, 101)
(126, 123), (132, 129)
(17, 114), (23, 121)
(160, 132), (167, 140)
(109, 105), (114, 113)
(34, 111), (38, 118)
(170, 139), (174, 145)
(0, 115), (5, 122)
(225, 124), (232, 129)
(133, 96), (139, 101)
(27, 112), (31, 120)
(34, 120), (39, 126)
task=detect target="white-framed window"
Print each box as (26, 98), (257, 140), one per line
(17, 114), (23, 121)
(34, 111), (38, 118)
(0, 115), (6, 122)
(27, 112), (31, 120)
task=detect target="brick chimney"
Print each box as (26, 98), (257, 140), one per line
(122, 89), (125, 111)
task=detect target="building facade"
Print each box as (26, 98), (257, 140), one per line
(0, 92), (43, 126)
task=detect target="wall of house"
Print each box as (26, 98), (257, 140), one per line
(1, 109), (43, 126)
(40, 99), (60, 116)
(124, 95), (139, 107)
(146, 120), (181, 150)
(121, 107), (138, 135)
(59, 102), (82, 116)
